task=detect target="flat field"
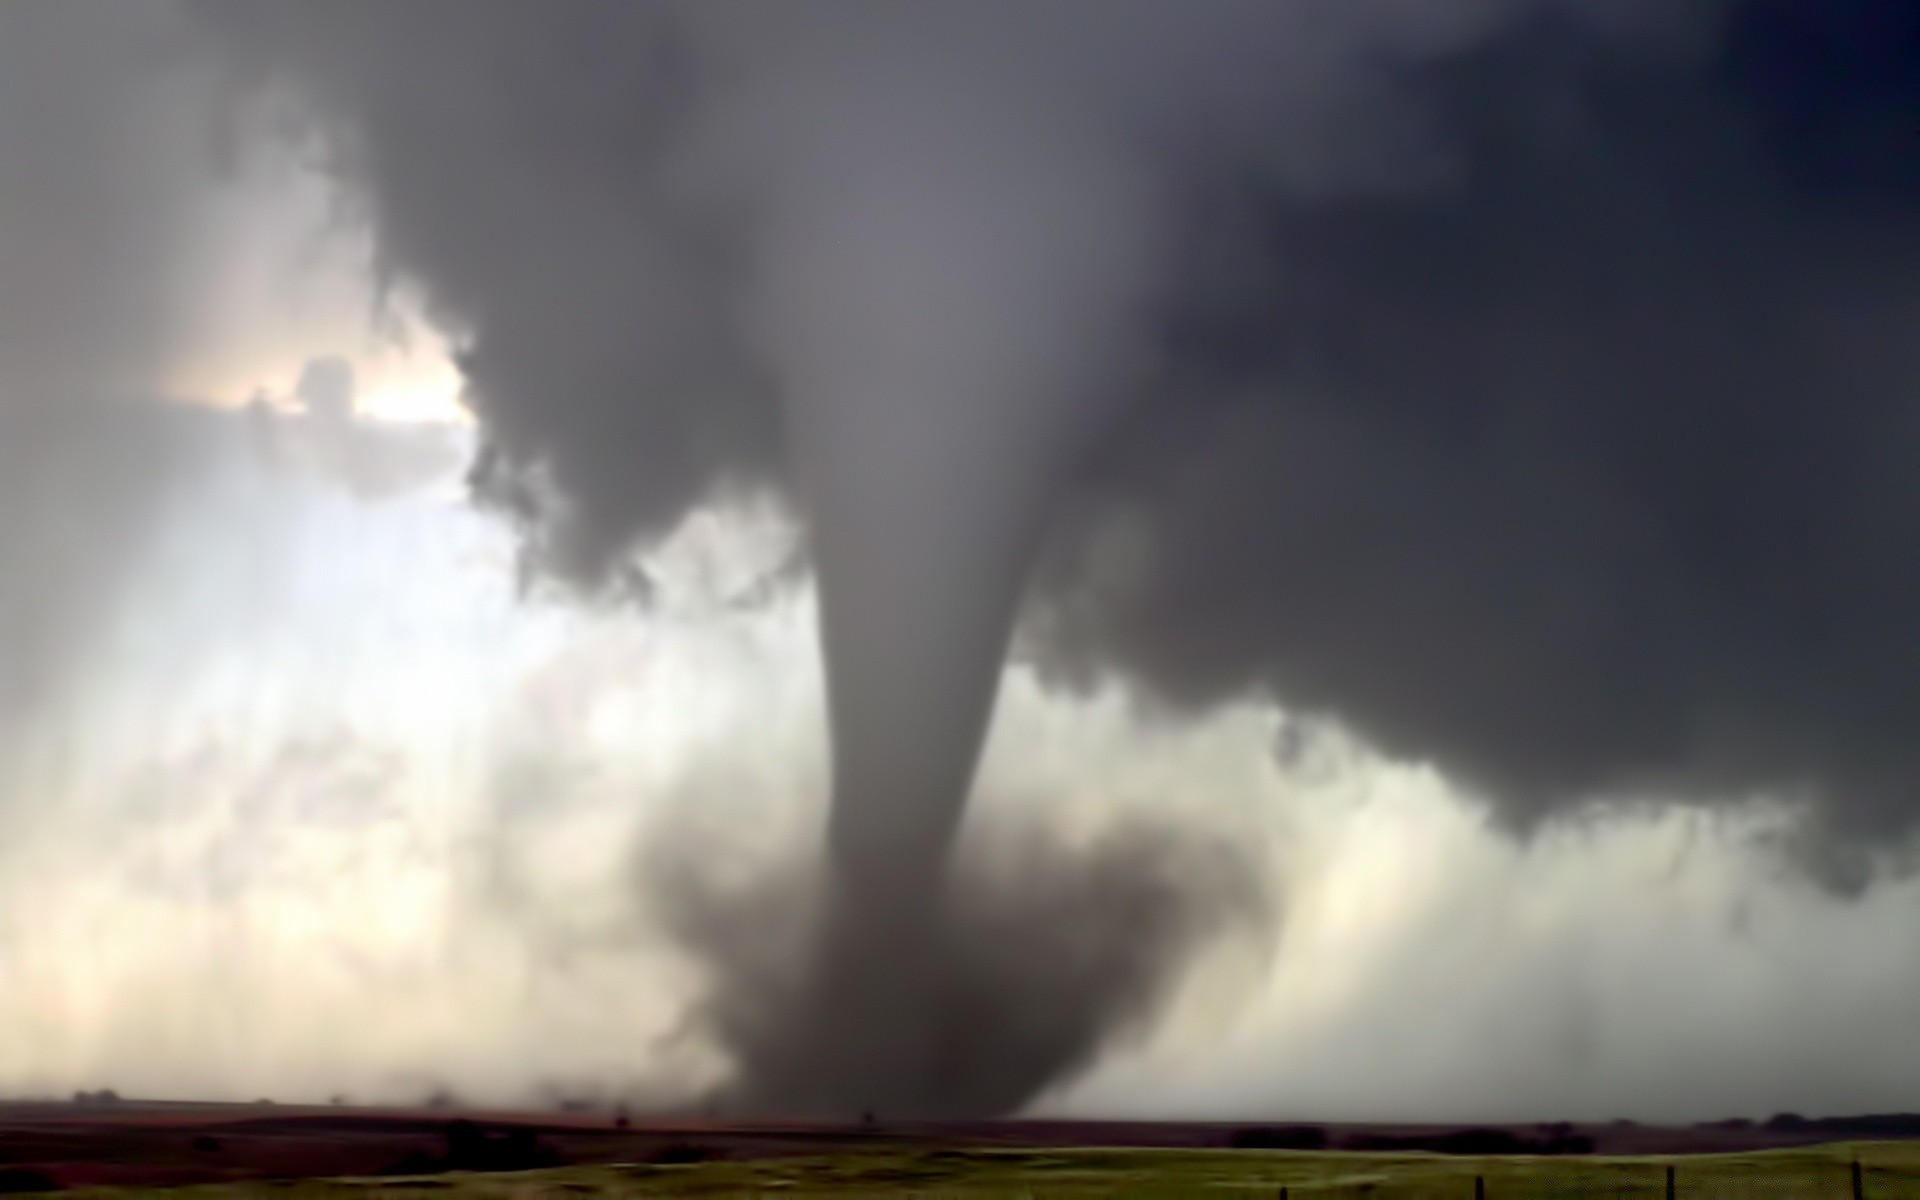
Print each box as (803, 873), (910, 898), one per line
(9, 1104), (1920, 1197)
(46, 1141), (1920, 1198)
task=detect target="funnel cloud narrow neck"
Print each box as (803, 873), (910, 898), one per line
(750, 118), (1163, 901)
(803, 392), (1055, 897)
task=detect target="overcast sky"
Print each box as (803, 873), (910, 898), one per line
(2, 0), (1919, 1123)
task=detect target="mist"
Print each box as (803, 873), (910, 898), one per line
(0, 0), (218, 748)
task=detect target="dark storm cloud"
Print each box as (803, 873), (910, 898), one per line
(190, 0), (1920, 1114)
(196, 0), (776, 583)
(0, 0), (223, 733)
(1037, 0), (1920, 842)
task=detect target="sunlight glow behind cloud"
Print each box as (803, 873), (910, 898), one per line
(161, 136), (468, 426)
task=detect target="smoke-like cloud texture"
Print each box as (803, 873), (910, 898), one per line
(0, 0), (224, 741)
(180, 0), (1920, 1115)
(1040, 0), (1920, 858)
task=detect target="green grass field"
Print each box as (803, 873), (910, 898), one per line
(54, 1141), (1920, 1198)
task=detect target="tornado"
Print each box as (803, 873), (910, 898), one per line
(189, 0), (1805, 1115)
(724, 81), (1173, 1110)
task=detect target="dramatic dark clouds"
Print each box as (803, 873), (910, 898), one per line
(199, 0), (1691, 1117)
(199, 0), (1920, 844)
(186, 0), (1920, 1112)
(1039, 0), (1920, 844)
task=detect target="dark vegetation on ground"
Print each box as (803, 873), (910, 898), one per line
(8, 1143), (1920, 1197)
(2, 1101), (1920, 1191)
(381, 1121), (561, 1176)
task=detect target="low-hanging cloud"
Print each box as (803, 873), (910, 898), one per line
(1035, 0), (1920, 858)
(185, 0), (1920, 1114)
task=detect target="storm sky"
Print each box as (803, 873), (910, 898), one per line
(1, 0), (1919, 1121)
(8, 452), (1920, 1123)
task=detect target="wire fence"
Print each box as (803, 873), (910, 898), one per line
(1278, 1151), (1920, 1198)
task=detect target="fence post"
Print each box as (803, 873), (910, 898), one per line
(1666, 1163), (1675, 1200)
(1474, 1174), (1484, 1200)
(1854, 1158), (1865, 1200)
